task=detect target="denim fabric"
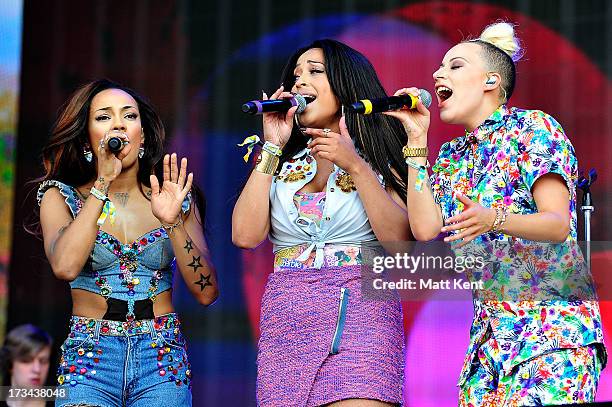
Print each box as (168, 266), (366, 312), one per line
(56, 313), (192, 407)
(36, 180), (192, 307)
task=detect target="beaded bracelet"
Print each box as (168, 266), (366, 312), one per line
(405, 158), (430, 192)
(90, 187), (116, 226)
(161, 216), (184, 234)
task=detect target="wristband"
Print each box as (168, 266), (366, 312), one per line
(405, 158), (430, 192)
(90, 187), (116, 226)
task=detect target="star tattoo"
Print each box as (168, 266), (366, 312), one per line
(184, 240), (193, 254)
(194, 273), (212, 291)
(187, 256), (202, 273)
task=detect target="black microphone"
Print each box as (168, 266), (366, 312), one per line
(242, 94), (311, 115)
(349, 89), (432, 114)
(106, 132), (128, 153)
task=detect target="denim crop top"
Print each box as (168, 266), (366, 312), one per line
(37, 180), (191, 305)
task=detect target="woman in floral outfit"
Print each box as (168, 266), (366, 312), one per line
(387, 22), (606, 406)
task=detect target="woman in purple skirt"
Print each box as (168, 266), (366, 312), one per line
(233, 39), (411, 406)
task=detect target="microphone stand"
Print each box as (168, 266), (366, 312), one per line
(577, 169), (597, 271)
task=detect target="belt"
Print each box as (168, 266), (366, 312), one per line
(69, 313), (180, 337)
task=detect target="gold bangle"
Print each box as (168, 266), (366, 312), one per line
(255, 150), (280, 175)
(402, 145), (428, 158)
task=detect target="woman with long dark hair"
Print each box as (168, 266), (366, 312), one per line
(387, 22), (606, 405)
(233, 39), (410, 406)
(37, 79), (218, 406)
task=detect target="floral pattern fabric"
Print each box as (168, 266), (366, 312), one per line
(429, 105), (606, 397)
(460, 338), (602, 406)
(274, 190), (363, 272)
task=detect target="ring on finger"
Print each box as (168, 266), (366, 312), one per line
(322, 128), (331, 136)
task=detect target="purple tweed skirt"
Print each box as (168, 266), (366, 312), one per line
(256, 264), (404, 406)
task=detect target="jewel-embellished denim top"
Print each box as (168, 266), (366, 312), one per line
(37, 180), (190, 313)
(269, 146), (381, 268)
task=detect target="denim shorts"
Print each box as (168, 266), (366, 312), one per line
(56, 313), (192, 406)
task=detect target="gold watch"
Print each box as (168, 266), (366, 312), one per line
(402, 145), (428, 158)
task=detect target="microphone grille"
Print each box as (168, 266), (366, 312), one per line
(419, 89), (432, 108)
(294, 94), (307, 113)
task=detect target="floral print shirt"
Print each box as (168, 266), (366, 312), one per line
(430, 105), (606, 385)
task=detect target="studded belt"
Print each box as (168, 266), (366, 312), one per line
(69, 312), (180, 336)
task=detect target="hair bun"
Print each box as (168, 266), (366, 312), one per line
(479, 22), (523, 62)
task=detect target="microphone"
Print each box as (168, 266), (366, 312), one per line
(106, 131), (128, 153)
(349, 89), (432, 114)
(242, 94), (310, 115)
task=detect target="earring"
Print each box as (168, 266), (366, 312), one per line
(83, 147), (93, 162)
(139, 130), (145, 158)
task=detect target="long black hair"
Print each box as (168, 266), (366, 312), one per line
(278, 39), (408, 201)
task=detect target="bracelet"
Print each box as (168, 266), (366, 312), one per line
(161, 216), (183, 234)
(90, 187), (116, 226)
(490, 206), (508, 233)
(402, 145), (428, 158)
(262, 141), (282, 157)
(90, 187), (107, 202)
(405, 158), (430, 192)
(255, 150), (280, 175)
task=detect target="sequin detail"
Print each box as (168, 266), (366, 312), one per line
(96, 228), (168, 320)
(58, 314), (191, 388)
(335, 170), (356, 192)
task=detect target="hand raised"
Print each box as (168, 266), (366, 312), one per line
(150, 153), (193, 225)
